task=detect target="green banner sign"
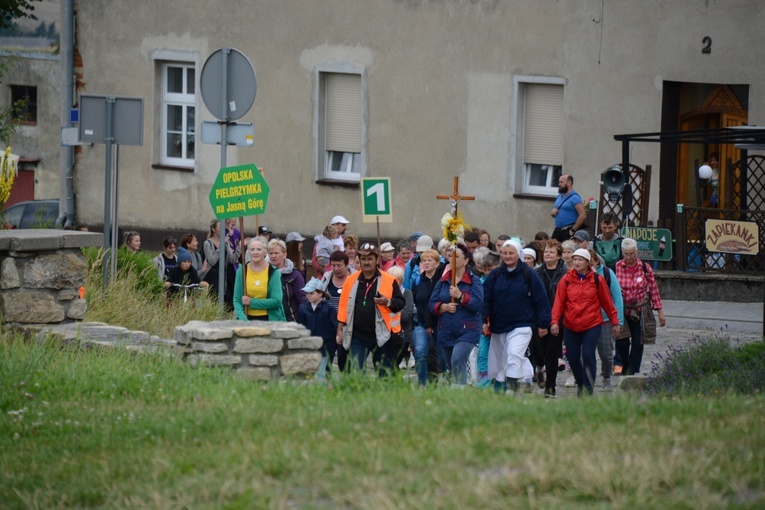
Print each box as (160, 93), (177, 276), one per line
(621, 226), (672, 261)
(209, 163), (270, 219)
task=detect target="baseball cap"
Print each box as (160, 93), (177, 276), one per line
(572, 230), (590, 242)
(572, 248), (591, 262)
(380, 242), (395, 252)
(285, 231), (306, 242)
(330, 215), (350, 225)
(415, 235), (434, 252)
(258, 226), (273, 235)
(301, 277), (329, 296)
(358, 242), (379, 257)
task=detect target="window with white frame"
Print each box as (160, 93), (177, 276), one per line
(161, 63), (195, 167)
(317, 71), (364, 183)
(520, 82), (563, 195)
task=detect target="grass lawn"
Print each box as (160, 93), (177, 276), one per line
(2, 336), (764, 509)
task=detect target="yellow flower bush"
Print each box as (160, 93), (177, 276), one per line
(0, 145), (15, 210)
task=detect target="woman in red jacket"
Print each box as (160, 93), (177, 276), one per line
(551, 249), (620, 395)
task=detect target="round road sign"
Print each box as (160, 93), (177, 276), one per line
(200, 48), (257, 122)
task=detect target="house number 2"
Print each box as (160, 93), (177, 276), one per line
(702, 36), (712, 54)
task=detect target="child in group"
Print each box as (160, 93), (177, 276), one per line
(314, 225), (341, 272)
(164, 248), (209, 297)
(298, 277), (338, 379)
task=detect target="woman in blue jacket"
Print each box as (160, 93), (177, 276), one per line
(429, 243), (484, 388)
(482, 240), (551, 394)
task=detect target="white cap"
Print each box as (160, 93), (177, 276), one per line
(522, 248), (537, 261)
(331, 215), (350, 224)
(416, 235), (434, 252)
(380, 242), (395, 252)
(572, 248), (591, 262)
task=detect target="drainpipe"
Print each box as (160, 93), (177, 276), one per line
(60, 0), (75, 227)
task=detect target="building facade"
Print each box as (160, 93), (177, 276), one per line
(0, 50), (61, 207)
(71, 0), (765, 241)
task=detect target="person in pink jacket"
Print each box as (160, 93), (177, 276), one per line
(551, 249), (619, 395)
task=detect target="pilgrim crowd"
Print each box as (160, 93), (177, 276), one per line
(120, 174), (666, 395)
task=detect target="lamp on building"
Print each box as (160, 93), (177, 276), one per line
(695, 163), (713, 207)
(698, 164), (713, 180)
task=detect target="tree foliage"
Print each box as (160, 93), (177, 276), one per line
(0, 0), (41, 32)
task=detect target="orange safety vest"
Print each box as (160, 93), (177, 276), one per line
(337, 270), (402, 334)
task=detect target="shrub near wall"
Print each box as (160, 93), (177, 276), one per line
(174, 320), (323, 381)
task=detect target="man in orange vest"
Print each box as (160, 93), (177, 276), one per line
(336, 242), (405, 374)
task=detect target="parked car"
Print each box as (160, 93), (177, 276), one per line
(3, 199), (61, 229)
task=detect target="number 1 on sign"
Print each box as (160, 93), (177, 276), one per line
(366, 182), (386, 212)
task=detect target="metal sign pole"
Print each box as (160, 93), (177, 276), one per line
(102, 96), (115, 289)
(217, 49), (230, 307)
(109, 145), (119, 283)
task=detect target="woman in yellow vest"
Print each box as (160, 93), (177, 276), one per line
(233, 238), (286, 321)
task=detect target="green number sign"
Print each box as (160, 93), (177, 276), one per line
(361, 178), (392, 223)
(209, 163), (270, 219)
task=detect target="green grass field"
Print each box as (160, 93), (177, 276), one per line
(2, 336), (764, 509)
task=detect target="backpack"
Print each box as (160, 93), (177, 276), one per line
(594, 237), (622, 269)
(311, 243), (323, 274)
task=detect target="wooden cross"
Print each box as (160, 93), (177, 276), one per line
(436, 177), (475, 300)
(436, 176), (475, 216)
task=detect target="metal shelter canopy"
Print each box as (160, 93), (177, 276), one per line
(611, 126), (765, 226)
(613, 126), (765, 145)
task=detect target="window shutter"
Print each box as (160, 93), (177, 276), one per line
(523, 84), (563, 166)
(326, 73), (362, 153)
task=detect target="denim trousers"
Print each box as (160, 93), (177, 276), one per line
(412, 325), (431, 385)
(564, 324), (602, 392)
(441, 341), (475, 386)
(349, 336), (394, 375)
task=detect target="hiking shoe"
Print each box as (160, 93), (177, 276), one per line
(564, 377), (576, 388)
(544, 387), (557, 398)
(537, 371), (545, 388)
(603, 378), (613, 390)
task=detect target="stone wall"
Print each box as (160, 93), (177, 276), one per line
(174, 320), (323, 381)
(0, 229), (102, 324)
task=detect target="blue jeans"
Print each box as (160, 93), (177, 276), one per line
(349, 336), (394, 376)
(564, 324), (601, 393)
(412, 325), (431, 385)
(441, 341), (475, 386)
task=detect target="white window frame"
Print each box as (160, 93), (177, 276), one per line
(510, 76), (566, 196)
(161, 62), (196, 168)
(313, 64), (367, 185)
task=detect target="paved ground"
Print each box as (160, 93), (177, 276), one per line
(530, 299), (764, 398)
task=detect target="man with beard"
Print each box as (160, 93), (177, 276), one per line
(550, 174), (587, 242)
(336, 243), (405, 374)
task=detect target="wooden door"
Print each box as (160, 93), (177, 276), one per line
(676, 86), (747, 209)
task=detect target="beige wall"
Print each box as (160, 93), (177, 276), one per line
(73, 0), (765, 241)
